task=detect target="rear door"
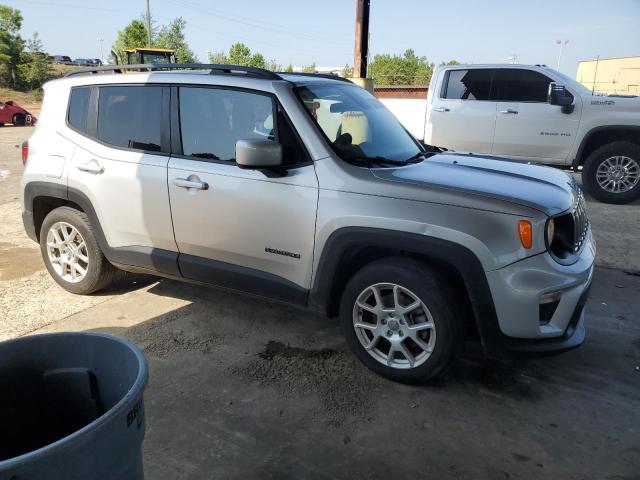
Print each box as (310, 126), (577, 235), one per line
(167, 86), (318, 302)
(66, 85), (177, 271)
(491, 68), (581, 163)
(426, 68), (496, 153)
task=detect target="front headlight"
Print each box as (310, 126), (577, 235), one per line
(546, 218), (555, 247)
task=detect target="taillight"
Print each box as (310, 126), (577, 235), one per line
(21, 141), (28, 166)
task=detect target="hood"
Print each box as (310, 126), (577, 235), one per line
(370, 153), (577, 216)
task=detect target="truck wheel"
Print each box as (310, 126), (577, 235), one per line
(12, 113), (26, 126)
(339, 257), (467, 384)
(40, 206), (115, 294)
(582, 141), (640, 204)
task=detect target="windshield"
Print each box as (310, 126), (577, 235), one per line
(141, 53), (174, 64)
(296, 83), (422, 166)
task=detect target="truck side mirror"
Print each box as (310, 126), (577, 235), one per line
(548, 83), (574, 113)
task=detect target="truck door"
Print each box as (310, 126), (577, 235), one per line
(426, 68), (496, 153)
(491, 68), (581, 163)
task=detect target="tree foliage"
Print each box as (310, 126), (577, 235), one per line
(368, 49), (435, 86)
(18, 32), (52, 90)
(155, 17), (198, 63)
(112, 19), (147, 63)
(0, 5), (24, 88)
(341, 63), (354, 78)
(302, 62), (316, 73)
(228, 42), (251, 66)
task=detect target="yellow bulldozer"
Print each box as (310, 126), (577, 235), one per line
(122, 48), (176, 64)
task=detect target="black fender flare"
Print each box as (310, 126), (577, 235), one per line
(572, 125), (640, 169)
(307, 227), (506, 358)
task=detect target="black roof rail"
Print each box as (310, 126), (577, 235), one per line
(276, 71), (354, 83)
(64, 63), (281, 80)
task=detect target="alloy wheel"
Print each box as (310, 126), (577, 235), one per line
(596, 155), (640, 193)
(352, 283), (436, 369)
(46, 221), (89, 283)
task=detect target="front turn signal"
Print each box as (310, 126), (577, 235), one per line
(518, 220), (533, 249)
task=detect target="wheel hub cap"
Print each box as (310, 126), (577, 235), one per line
(596, 155), (640, 193)
(352, 283), (436, 370)
(46, 221), (89, 284)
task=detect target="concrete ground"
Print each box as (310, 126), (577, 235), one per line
(1, 125), (639, 479)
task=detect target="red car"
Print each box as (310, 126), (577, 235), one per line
(0, 101), (37, 126)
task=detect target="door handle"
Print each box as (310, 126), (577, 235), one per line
(499, 109), (518, 114)
(433, 107), (450, 112)
(77, 161), (104, 174)
(173, 177), (209, 190)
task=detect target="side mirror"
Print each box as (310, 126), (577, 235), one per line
(236, 139), (283, 170)
(548, 83), (574, 113)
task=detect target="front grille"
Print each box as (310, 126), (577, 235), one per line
(572, 188), (589, 252)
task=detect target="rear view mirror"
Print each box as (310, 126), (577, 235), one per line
(236, 139), (283, 169)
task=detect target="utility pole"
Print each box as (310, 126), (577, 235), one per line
(146, 0), (152, 47)
(353, 0), (370, 78)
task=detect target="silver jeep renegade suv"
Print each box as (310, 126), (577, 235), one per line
(21, 64), (595, 383)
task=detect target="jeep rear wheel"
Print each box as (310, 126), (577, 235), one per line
(40, 207), (114, 294)
(339, 257), (467, 384)
(582, 141), (640, 204)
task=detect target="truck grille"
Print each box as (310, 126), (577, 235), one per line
(572, 189), (589, 252)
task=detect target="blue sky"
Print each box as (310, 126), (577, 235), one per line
(5, 0), (640, 75)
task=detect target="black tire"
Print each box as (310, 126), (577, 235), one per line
(582, 141), (640, 204)
(339, 257), (468, 384)
(12, 113), (26, 126)
(39, 206), (114, 294)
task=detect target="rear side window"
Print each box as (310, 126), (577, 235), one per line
(491, 69), (552, 102)
(97, 86), (162, 151)
(178, 87), (275, 162)
(442, 69), (492, 100)
(67, 87), (91, 133)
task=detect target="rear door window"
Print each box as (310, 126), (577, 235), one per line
(97, 86), (163, 151)
(442, 69), (493, 100)
(491, 69), (553, 102)
(67, 87), (91, 133)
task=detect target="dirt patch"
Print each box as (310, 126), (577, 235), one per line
(233, 340), (383, 424)
(126, 312), (222, 358)
(0, 242), (42, 281)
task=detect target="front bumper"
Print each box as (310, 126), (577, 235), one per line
(481, 229), (595, 358)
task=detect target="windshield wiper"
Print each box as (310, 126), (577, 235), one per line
(352, 156), (408, 167)
(404, 151), (429, 163)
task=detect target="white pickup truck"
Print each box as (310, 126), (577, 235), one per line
(381, 64), (640, 204)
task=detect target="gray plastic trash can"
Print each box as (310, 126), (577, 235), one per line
(0, 332), (149, 480)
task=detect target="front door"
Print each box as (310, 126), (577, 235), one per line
(426, 68), (497, 153)
(167, 86), (318, 303)
(491, 68), (581, 164)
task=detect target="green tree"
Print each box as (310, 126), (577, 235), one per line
(248, 52), (266, 69)
(112, 19), (148, 63)
(440, 59), (460, 66)
(283, 63), (294, 73)
(302, 62), (316, 73)
(368, 49), (434, 85)
(0, 5), (25, 88)
(341, 63), (353, 78)
(156, 17), (198, 63)
(208, 50), (228, 64)
(18, 32), (52, 90)
(228, 42), (251, 66)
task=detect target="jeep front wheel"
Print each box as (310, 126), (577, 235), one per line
(339, 257), (467, 384)
(582, 141), (640, 204)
